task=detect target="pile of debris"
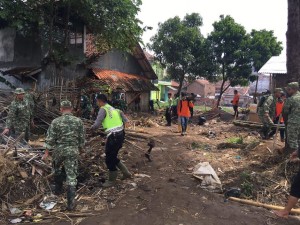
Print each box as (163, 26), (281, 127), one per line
(0, 88), (159, 224)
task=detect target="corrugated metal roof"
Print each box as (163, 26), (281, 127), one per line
(258, 56), (286, 74)
(92, 69), (158, 92)
(0, 67), (41, 76)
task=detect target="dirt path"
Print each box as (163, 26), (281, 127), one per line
(47, 123), (299, 225)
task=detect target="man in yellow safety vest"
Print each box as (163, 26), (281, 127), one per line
(91, 94), (131, 187)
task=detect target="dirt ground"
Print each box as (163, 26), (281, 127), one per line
(27, 112), (300, 225)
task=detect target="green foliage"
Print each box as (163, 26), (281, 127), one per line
(149, 13), (206, 92)
(204, 15), (252, 106)
(190, 142), (211, 151)
(249, 29), (283, 71)
(227, 137), (244, 144)
(0, 0), (143, 65)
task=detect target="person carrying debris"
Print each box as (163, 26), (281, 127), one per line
(269, 90), (285, 142)
(274, 82), (300, 218)
(165, 93), (173, 126)
(91, 94), (131, 188)
(177, 92), (194, 136)
(257, 89), (282, 139)
(231, 90), (240, 118)
(2, 88), (32, 142)
(43, 100), (85, 211)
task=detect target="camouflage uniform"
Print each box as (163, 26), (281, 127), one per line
(45, 102), (85, 187)
(80, 95), (92, 120)
(282, 87), (300, 150)
(258, 94), (276, 137)
(24, 92), (35, 118)
(6, 91), (31, 141)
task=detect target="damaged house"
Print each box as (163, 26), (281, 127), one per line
(0, 29), (157, 112)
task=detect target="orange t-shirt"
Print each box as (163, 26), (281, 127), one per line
(177, 100), (194, 117)
(232, 94), (240, 106)
(276, 101), (284, 123)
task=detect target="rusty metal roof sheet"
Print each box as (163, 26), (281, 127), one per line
(92, 69), (158, 92)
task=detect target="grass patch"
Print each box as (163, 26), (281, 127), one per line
(227, 137), (244, 144)
(190, 142), (211, 151)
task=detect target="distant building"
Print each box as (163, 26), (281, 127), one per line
(151, 80), (178, 102)
(258, 55), (287, 89)
(184, 79), (215, 97)
(222, 86), (252, 107)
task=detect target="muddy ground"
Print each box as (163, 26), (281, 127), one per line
(22, 111), (300, 225)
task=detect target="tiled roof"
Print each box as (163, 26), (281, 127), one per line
(92, 69), (158, 92)
(195, 79), (210, 85)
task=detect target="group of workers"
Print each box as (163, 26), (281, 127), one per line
(2, 83), (300, 216)
(1, 88), (131, 211)
(165, 92), (195, 136)
(254, 82), (300, 218)
(78, 90), (128, 120)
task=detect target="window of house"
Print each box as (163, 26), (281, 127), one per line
(70, 32), (83, 45)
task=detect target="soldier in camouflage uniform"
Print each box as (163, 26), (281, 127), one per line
(43, 100), (85, 211)
(275, 82), (300, 218)
(2, 88), (31, 141)
(24, 89), (36, 119)
(79, 90), (92, 120)
(258, 89), (282, 139)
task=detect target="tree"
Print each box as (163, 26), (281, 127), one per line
(149, 13), (205, 93)
(205, 15), (252, 107)
(287, 0), (300, 83)
(249, 29), (283, 103)
(0, 0), (143, 66)
(250, 29), (283, 72)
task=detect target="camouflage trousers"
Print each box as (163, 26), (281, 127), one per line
(81, 110), (91, 120)
(258, 114), (273, 135)
(287, 123), (300, 150)
(52, 149), (79, 186)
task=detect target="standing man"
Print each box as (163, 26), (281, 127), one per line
(177, 93), (194, 136)
(91, 94), (131, 188)
(189, 93), (196, 118)
(2, 88), (31, 142)
(43, 100), (85, 211)
(134, 94), (141, 112)
(274, 82), (300, 218)
(231, 90), (240, 118)
(79, 89), (92, 119)
(165, 93), (172, 126)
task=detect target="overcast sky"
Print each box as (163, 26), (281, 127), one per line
(138, 0), (287, 54)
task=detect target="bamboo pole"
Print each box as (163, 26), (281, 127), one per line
(229, 197), (300, 214)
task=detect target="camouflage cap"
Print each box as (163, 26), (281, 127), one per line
(274, 88), (283, 93)
(60, 100), (72, 108)
(287, 82), (299, 89)
(14, 88), (25, 95)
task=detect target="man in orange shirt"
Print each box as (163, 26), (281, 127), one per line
(269, 90), (285, 142)
(177, 93), (194, 136)
(231, 90), (240, 118)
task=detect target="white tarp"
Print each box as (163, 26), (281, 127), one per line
(193, 162), (222, 192)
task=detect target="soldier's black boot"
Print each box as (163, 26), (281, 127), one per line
(67, 186), (76, 211)
(54, 175), (64, 195)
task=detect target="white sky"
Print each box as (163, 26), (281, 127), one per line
(138, 0), (287, 53)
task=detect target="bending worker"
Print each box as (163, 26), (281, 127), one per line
(91, 94), (131, 188)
